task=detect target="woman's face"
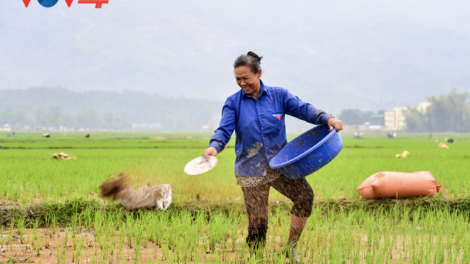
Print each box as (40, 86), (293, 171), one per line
(235, 66), (262, 95)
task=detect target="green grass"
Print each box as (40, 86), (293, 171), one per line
(1, 132), (469, 203)
(1, 131), (470, 263)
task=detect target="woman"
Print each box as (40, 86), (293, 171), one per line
(203, 51), (343, 260)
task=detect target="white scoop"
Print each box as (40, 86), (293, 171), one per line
(184, 156), (218, 175)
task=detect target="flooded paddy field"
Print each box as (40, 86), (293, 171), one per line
(1, 132), (469, 263)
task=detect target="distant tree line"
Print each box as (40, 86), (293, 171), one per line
(0, 107), (130, 129)
(337, 109), (385, 126)
(2, 87), (468, 132)
(0, 88), (222, 131)
(405, 89), (470, 133)
(336, 89), (470, 133)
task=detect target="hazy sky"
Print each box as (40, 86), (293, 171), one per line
(1, 0), (470, 115)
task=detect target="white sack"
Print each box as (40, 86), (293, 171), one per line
(119, 184), (172, 210)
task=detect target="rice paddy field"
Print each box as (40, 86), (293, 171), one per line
(1, 131), (470, 263)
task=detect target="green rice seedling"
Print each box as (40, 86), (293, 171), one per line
(151, 219), (164, 248)
(230, 226), (238, 253)
(423, 236), (432, 263)
(33, 220), (41, 256)
(220, 219), (231, 253)
(125, 216), (135, 249)
(174, 239), (183, 263)
(80, 234), (87, 264)
(208, 213), (226, 253)
(70, 214), (79, 234)
(110, 210), (121, 227)
(8, 219), (15, 247)
(181, 223), (198, 261)
(44, 213), (50, 227)
(101, 232), (109, 262)
(44, 232), (50, 252)
(435, 228), (444, 263)
(457, 216), (468, 258)
(165, 218), (178, 252)
(84, 239), (89, 264)
(51, 214), (58, 234)
(93, 210), (103, 238)
(71, 233), (77, 263)
(0, 226), (4, 250)
(384, 230), (393, 260)
(16, 218), (26, 244)
(56, 240), (61, 264)
(83, 209), (93, 229)
(63, 229), (68, 251)
(146, 214), (158, 247)
(463, 232), (470, 262)
(118, 225), (125, 263)
(133, 221), (143, 264)
(101, 224), (110, 254)
(61, 242), (67, 264)
(447, 232), (456, 263)
(93, 211), (104, 259)
(411, 225), (419, 259)
(107, 224), (117, 264)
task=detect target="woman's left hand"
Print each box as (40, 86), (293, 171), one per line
(328, 118), (343, 132)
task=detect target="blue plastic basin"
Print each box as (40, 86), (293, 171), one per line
(269, 125), (343, 179)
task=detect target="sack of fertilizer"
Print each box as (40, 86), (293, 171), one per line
(99, 174), (172, 210)
(357, 171), (442, 199)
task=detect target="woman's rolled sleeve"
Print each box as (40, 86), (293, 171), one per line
(209, 140), (225, 154)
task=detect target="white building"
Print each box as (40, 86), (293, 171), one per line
(417, 102), (431, 113)
(384, 107), (407, 131)
(383, 102), (431, 131)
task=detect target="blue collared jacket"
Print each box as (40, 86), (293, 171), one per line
(209, 80), (333, 177)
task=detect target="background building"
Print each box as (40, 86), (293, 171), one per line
(384, 102), (431, 131)
(384, 107), (407, 131)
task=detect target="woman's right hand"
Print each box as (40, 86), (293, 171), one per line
(203, 147), (218, 161)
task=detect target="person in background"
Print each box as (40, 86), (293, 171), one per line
(203, 51), (343, 262)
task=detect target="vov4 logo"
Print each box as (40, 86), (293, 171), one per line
(22, 0), (109, 8)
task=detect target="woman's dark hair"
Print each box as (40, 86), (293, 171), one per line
(234, 51), (263, 74)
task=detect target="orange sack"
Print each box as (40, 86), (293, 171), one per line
(357, 171), (442, 199)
